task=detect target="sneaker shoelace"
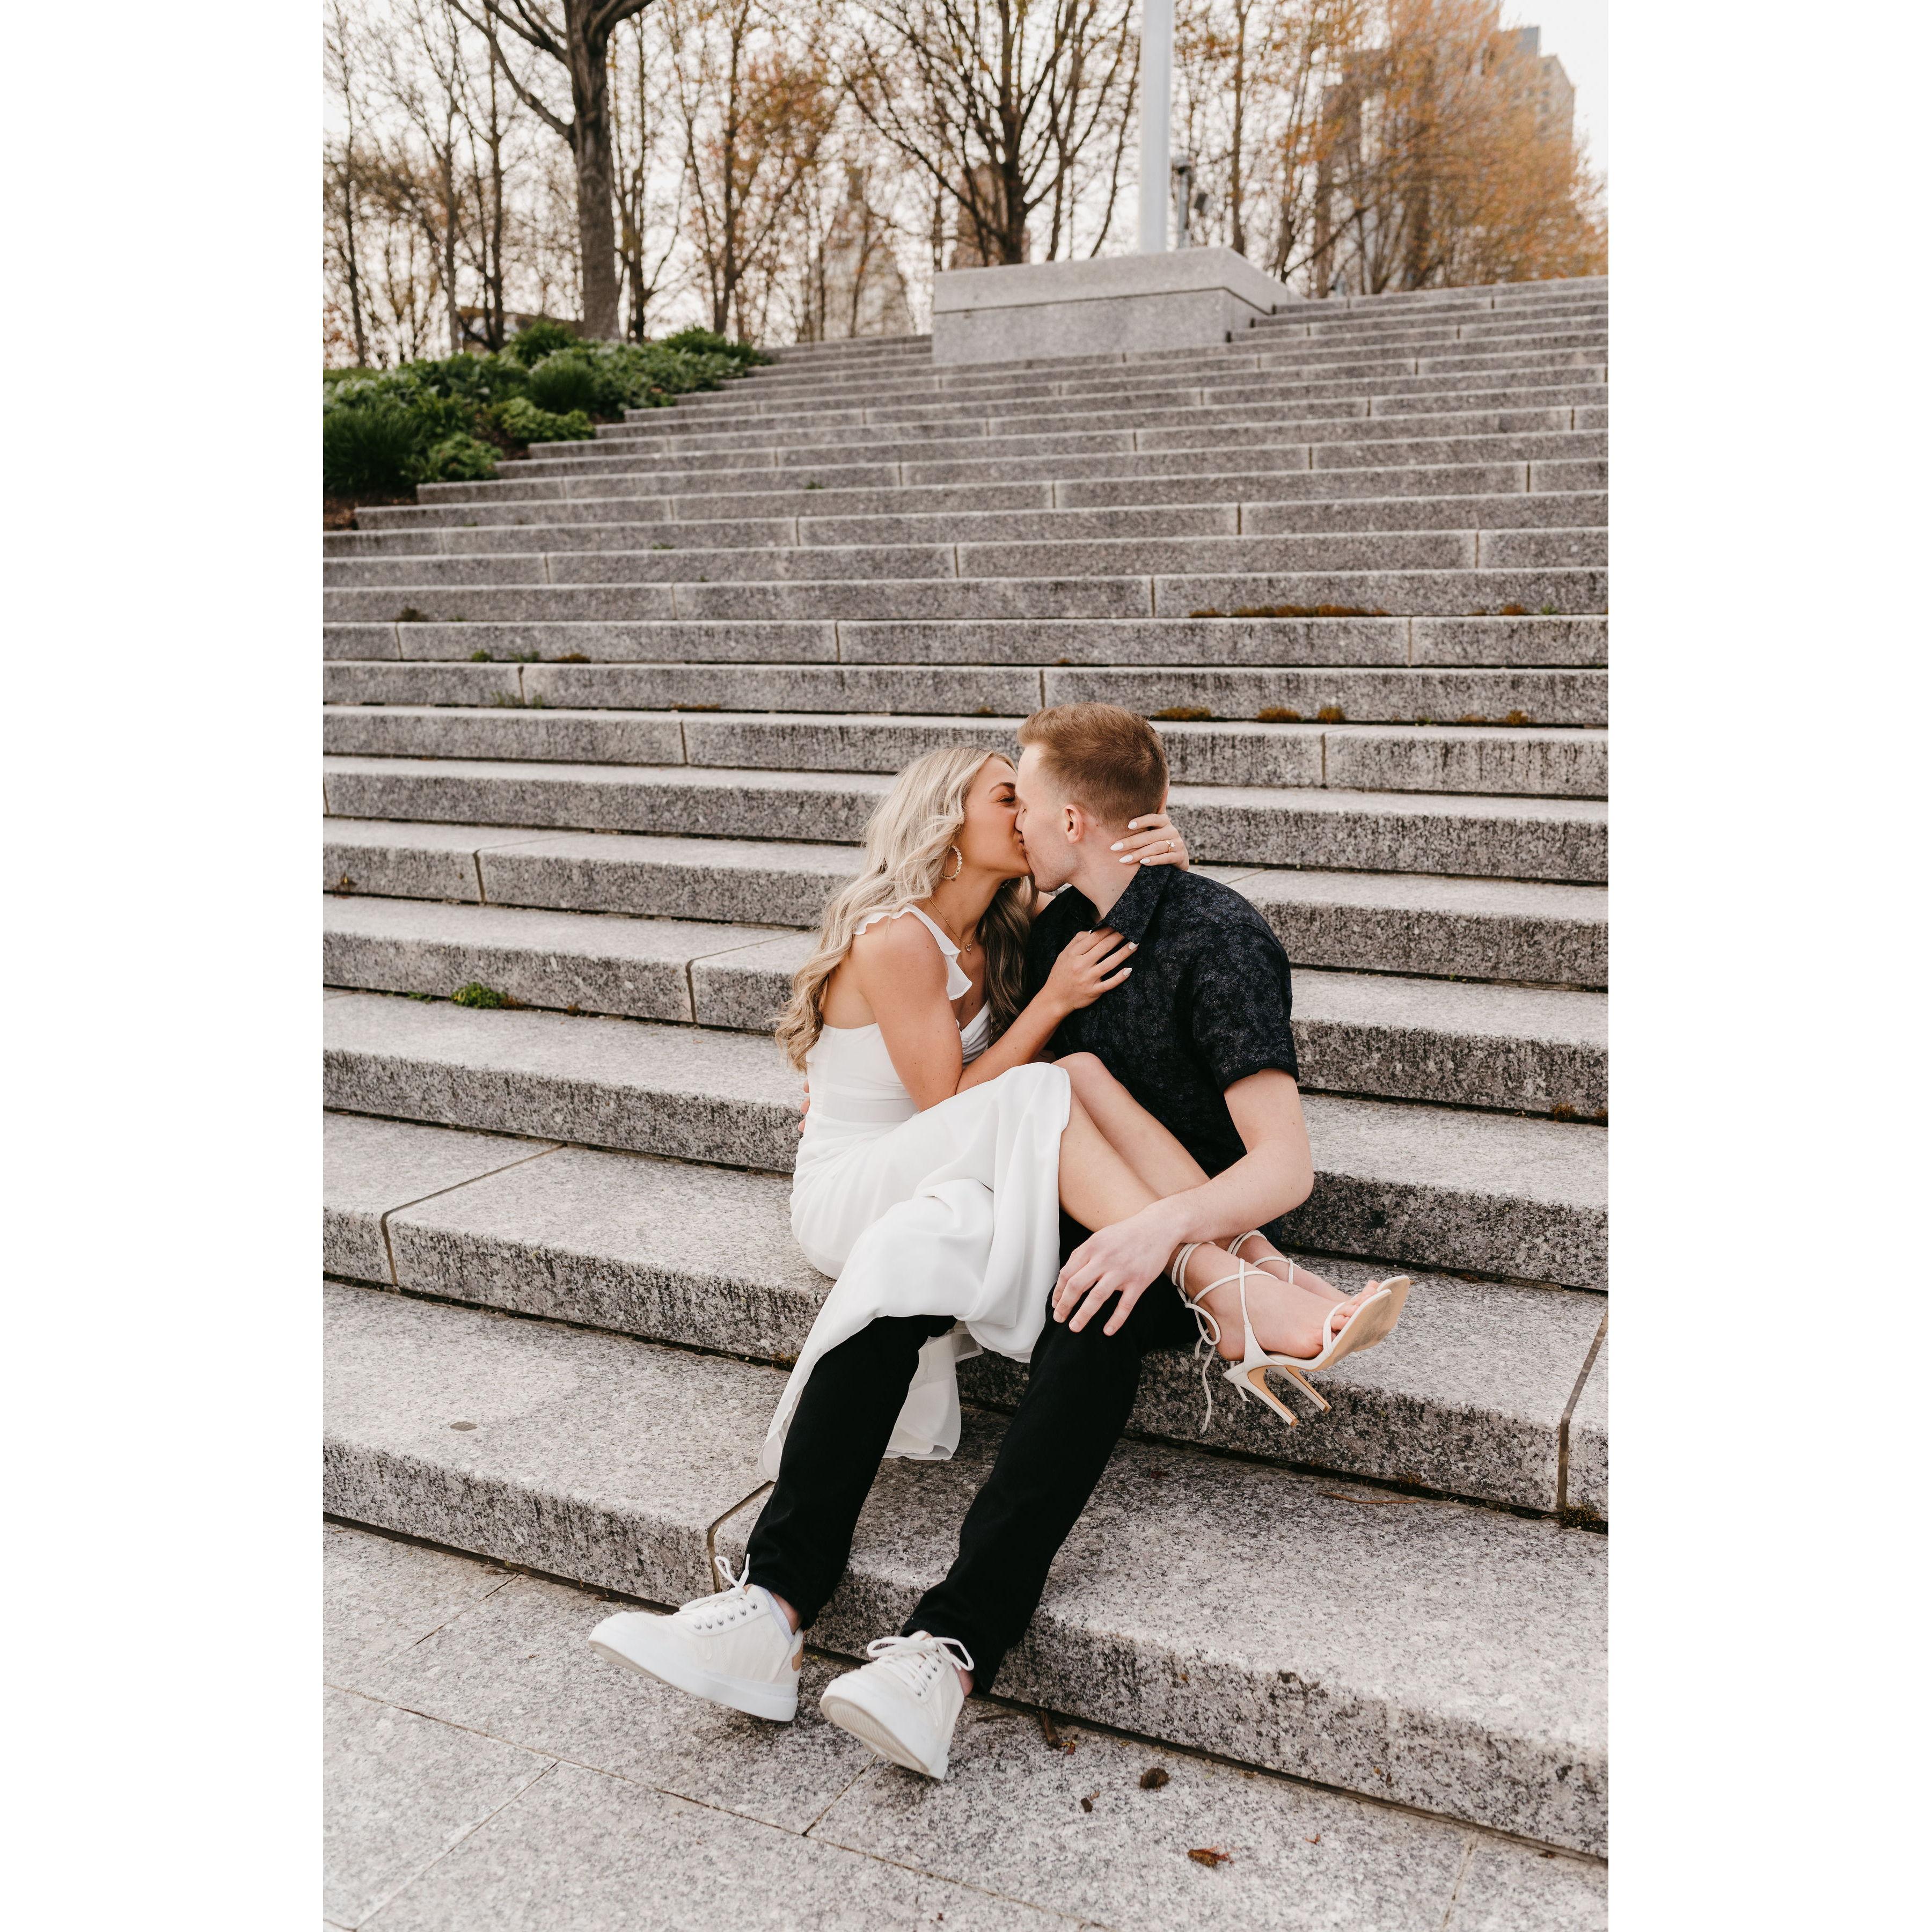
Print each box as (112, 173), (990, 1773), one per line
(679, 1554), (765, 1634)
(862, 1631), (975, 1698)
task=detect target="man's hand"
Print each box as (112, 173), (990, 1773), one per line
(1052, 1204), (1182, 1336)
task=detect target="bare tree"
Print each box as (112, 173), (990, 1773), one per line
(323, 0), (1607, 356)
(374, 1), (474, 355)
(450, 1), (661, 336)
(610, 8), (686, 338)
(845, 0), (1137, 268)
(325, 1), (374, 363)
(454, 25), (517, 347)
(665, 0), (835, 336)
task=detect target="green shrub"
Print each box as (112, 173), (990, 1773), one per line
(323, 404), (427, 496)
(451, 980), (510, 1008)
(493, 396), (595, 445)
(658, 326), (763, 370)
(505, 319), (580, 365)
(422, 434), (500, 481)
(324, 328), (767, 504)
(522, 351), (607, 415)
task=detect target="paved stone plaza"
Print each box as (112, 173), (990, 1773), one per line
(323, 277), (1609, 1922)
(325, 1523), (1607, 1929)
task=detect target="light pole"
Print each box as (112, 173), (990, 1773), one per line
(1137, 0), (1174, 253)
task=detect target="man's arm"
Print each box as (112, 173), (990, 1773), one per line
(1051, 1069), (1314, 1334)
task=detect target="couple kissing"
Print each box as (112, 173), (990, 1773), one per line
(590, 701), (1409, 1780)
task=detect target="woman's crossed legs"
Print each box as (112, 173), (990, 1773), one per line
(1051, 1050), (1369, 1363)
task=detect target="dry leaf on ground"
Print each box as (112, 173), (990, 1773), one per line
(1139, 1767), (1171, 1790)
(1187, 1847), (1232, 1867)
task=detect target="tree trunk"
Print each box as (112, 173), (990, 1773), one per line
(566, 20), (621, 339)
(485, 47), (508, 348)
(573, 107), (621, 335)
(1228, 7), (1247, 257)
(340, 152), (371, 364)
(442, 145), (463, 354)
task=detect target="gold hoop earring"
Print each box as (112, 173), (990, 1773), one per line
(942, 844), (963, 882)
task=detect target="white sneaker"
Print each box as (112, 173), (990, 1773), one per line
(588, 1557), (802, 1722)
(819, 1632), (974, 1779)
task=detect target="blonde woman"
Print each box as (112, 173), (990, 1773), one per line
(766, 743), (1196, 1474)
(591, 717), (1400, 1778)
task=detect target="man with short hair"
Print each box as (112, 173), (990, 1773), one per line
(592, 702), (1318, 1779)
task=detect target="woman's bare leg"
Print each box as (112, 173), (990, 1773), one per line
(1057, 1052), (1357, 1307)
(1055, 1090), (1348, 1362)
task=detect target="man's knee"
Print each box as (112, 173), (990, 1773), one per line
(1033, 1302), (1145, 1377)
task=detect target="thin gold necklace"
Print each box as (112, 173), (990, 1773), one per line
(925, 900), (978, 957)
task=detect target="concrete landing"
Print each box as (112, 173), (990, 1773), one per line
(324, 1520), (1607, 1930)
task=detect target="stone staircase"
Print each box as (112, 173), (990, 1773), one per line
(323, 275), (1609, 1872)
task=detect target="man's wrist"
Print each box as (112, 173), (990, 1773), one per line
(1137, 1196), (1192, 1251)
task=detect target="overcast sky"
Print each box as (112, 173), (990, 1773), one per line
(1503, 0), (1608, 182)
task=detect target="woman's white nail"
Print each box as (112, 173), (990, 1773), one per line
(1109, 841), (1123, 851)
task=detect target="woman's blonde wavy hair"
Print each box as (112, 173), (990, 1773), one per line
(774, 746), (1034, 1071)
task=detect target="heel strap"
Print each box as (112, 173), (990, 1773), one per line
(1231, 1231), (1297, 1291)
(1172, 1254), (1268, 1435)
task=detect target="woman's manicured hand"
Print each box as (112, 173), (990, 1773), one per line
(796, 1080), (810, 1134)
(1111, 811), (1190, 869)
(1042, 926), (1136, 1016)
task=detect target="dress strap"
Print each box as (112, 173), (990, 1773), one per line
(853, 904), (972, 1001)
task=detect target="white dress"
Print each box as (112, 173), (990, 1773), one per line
(759, 905), (1073, 1480)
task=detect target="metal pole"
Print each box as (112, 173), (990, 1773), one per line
(1138, 0), (1174, 253)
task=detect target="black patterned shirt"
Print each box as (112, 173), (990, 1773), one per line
(1022, 865), (1301, 1187)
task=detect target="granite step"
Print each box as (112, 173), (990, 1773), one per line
(321, 528), (1609, 591)
(325, 612), (1607, 668)
(320, 757), (1609, 882)
(321, 989), (1607, 1287)
(323, 1519), (1610, 1927)
(320, 896), (1609, 1115)
(720, 350), (1608, 421)
(729, 333), (1607, 403)
(322, 662), (1608, 742)
(594, 383), (1608, 449)
(658, 365), (1606, 428)
(323, 490), (1606, 558)
(323, 1110), (1608, 1514)
(514, 402), (1595, 471)
(369, 456), (1604, 524)
(676, 362), (1604, 423)
(319, 705), (1609, 795)
(322, 1277), (1607, 1850)
(1270, 300), (1608, 333)
(606, 375), (1607, 440)
(898, 431), (1608, 488)
(412, 432), (1607, 504)
(321, 821), (1610, 987)
(321, 564), (1609, 625)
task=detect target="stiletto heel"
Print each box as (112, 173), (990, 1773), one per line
(1169, 1248), (1395, 1433)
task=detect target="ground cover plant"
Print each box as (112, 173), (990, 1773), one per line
(323, 325), (764, 519)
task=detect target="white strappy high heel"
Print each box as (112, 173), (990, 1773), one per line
(1169, 1243), (1395, 1431)
(1227, 1231), (1413, 1356)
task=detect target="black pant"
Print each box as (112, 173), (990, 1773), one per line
(745, 1221), (1196, 1690)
